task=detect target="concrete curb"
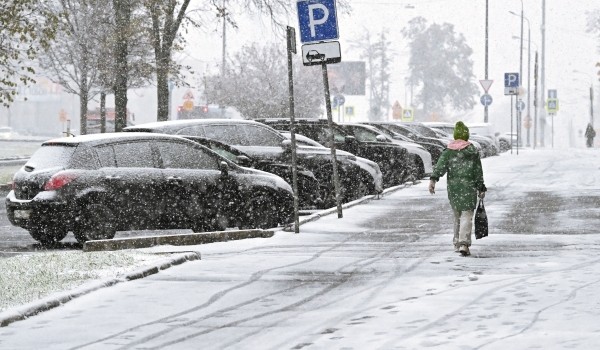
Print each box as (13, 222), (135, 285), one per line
(83, 229), (275, 252)
(0, 251), (201, 327)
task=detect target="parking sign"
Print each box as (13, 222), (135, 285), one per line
(297, 0), (339, 43)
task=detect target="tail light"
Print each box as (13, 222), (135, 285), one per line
(44, 171), (79, 191)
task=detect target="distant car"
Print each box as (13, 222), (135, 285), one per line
(423, 122), (498, 157)
(306, 50), (325, 62)
(0, 126), (15, 139)
(5, 133), (294, 245)
(340, 123), (433, 179)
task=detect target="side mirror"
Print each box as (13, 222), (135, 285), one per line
(375, 135), (387, 142)
(344, 135), (356, 143)
(236, 155), (251, 167)
(219, 161), (229, 175)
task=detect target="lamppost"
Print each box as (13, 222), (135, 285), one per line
(510, 12), (532, 146)
(509, 6), (525, 148)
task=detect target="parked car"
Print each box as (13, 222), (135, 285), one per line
(182, 135), (322, 209)
(423, 122), (498, 157)
(124, 119), (372, 208)
(340, 123), (433, 179)
(5, 133), (294, 245)
(257, 118), (411, 187)
(0, 126), (15, 139)
(280, 132), (384, 194)
(361, 122), (445, 164)
(466, 122), (508, 152)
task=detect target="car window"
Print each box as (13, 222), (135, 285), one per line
(316, 127), (346, 144)
(26, 145), (76, 170)
(113, 142), (155, 168)
(203, 125), (246, 145)
(95, 145), (116, 167)
(348, 127), (379, 142)
(175, 125), (207, 137)
(156, 141), (219, 170)
(207, 144), (239, 162)
(70, 147), (99, 169)
(241, 125), (283, 146)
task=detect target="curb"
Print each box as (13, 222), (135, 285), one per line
(83, 229), (274, 252)
(0, 251), (201, 327)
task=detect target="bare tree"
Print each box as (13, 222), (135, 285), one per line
(0, 0), (57, 106)
(204, 42), (323, 119)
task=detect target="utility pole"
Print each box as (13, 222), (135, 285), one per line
(540, 0), (546, 147)
(484, 0), (489, 122)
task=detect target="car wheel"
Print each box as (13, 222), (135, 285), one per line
(192, 212), (228, 233)
(499, 139), (510, 152)
(73, 204), (117, 244)
(414, 157), (425, 179)
(240, 196), (277, 229)
(29, 227), (68, 246)
(352, 180), (370, 200)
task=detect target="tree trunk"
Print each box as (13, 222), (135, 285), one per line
(156, 55), (170, 121)
(79, 49), (89, 135)
(100, 92), (106, 133)
(113, 0), (131, 132)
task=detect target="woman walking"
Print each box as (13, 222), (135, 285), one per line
(428, 121), (487, 256)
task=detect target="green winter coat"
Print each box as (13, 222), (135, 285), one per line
(431, 144), (486, 211)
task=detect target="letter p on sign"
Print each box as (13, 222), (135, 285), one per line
(297, 0), (339, 43)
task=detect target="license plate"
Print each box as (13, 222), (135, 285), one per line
(14, 210), (31, 219)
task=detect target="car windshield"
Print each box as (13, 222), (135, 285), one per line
(26, 145), (76, 170)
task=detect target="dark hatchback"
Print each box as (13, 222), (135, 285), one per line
(5, 133), (294, 245)
(257, 118), (411, 187)
(125, 119), (374, 208)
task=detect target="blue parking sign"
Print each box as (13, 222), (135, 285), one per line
(297, 0), (339, 43)
(504, 72), (520, 87)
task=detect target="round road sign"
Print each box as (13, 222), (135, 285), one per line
(480, 94), (493, 106)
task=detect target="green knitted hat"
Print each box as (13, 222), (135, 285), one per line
(453, 121), (470, 141)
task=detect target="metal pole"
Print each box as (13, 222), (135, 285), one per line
(484, 0), (489, 123)
(540, 0), (546, 147)
(590, 85), (594, 126)
(526, 23), (531, 147)
(220, 0), (227, 117)
(533, 51), (539, 149)
(518, 3), (523, 153)
(286, 27), (300, 233)
(322, 63), (343, 218)
(511, 95), (514, 154)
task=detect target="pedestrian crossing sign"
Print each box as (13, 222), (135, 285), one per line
(546, 98), (559, 113)
(401, 109), (414, 122)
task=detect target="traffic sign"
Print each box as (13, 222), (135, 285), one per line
(546, 98), (559, 113)
(297, 0), (339, 43)
(401, 109), (414, 122)
(480, 94), (493, 106)
(479, 79), (494, 93)
(301, 41), (341, 66)
(517, 99), (526, 111)
(333, 94), (345, 106)
(504, 72), (520, 95)
(548, 89), (557, 99)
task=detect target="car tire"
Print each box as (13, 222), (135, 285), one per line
(73, 203), (117, 244)
(352, 179), (370, 200)
(239, 196), (277, 229)
(29, 227), (68, 246)
(414, 157), (425, 179)
(192, 212), (228, 233)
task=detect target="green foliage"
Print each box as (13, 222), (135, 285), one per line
(204, 43), (323, 119)
(402, 17), (478, 118)
(0, 0), (58, 107)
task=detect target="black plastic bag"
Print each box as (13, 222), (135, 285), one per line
(474, 199), (488, 239)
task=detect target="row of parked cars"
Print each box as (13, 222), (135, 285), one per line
(5, 118), (501, 245)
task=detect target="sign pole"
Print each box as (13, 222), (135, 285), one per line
(286, 26), (300, 233)
(322, 63), (343, 218)
(510, 95), (514, 154)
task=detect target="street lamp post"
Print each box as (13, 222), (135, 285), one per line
(573, 70), (595, 129)
(509, 6), (527, 148)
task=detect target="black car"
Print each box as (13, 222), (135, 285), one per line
(124, 119), (372, 208)
(181, 136), (322, 209)
(5, 133), (294, 245)
(362, 122), (446, 164)
(257, 118), (411, 187)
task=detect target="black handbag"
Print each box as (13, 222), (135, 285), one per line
(474, 198), (488, 239)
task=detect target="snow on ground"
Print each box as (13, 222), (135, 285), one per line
(1, 148), (600, 349)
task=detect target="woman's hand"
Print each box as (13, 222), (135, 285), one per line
(429, 180), (436, 194)
(478, 191), (486, 199)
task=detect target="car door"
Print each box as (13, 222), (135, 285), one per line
(95, 141), (163, 229)
(155, 139), (239, 230)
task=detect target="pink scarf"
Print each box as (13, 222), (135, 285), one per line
(447, 139), (471, 150)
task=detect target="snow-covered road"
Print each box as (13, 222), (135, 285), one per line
(1, 149), (600, 350)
